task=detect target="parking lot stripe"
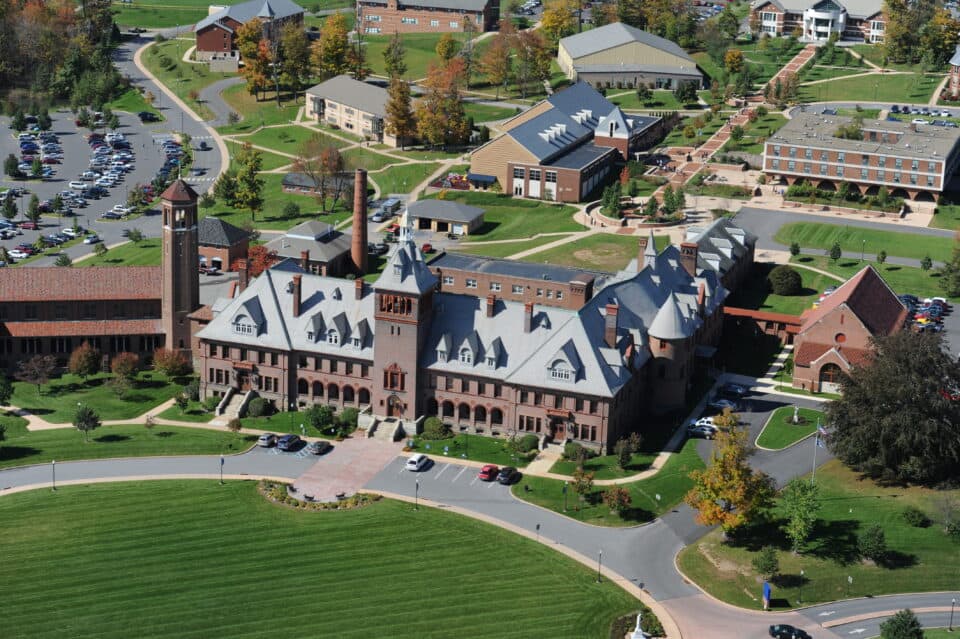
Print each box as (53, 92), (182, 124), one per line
(452, 466), (467, 482)
(486, 479), (497, 488)
(469, 475), (479, 486)
(434, 463), (450, 479)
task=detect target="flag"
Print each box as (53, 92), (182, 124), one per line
(220, 455), (225, 466)
(816, 434), (825, 449)
(817, 424), (828, 437)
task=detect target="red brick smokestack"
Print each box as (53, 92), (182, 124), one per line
(237, 259), (249, 293)
(292, 274), (302, 318)
(604, 303), (618, 348)
(351, 169), (368, 275)
(486, 294), (496, 317)
(355, 278), (364, 300)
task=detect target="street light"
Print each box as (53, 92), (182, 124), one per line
(861, 239), (865, 262)
(51, 459), (56, 491)
(596, 549), (603, 583)
(219, 455), (224, 485)
(950, 597), (956, 631)
(798, 569), (804, 604)
(414, 479), (420, 511)
(563, 481), (568, 512)
(289, 401), (295, 433)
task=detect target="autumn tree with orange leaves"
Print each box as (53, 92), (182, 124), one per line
(247, 245), (278, 277)
(236, 19), (272, 100)
(415, 59), (470, 149)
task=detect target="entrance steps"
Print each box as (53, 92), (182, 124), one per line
(368, 417), (402, 442)
(221, 392), (247, 419)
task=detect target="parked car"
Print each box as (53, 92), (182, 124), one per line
(687, 424), (716, 439)
(720, 383), (747, 398)
(19, 221), (39, 230)
(197, 140), (210, 151)
(446, 232), (461, 240)
(890, 105), (900, 113)
(277, 434), (301, 451)
(62, 227), (83, 238)
(380, 197), (402, 213)
(421, 243), (434, 253)
(257, 433), (277, 447)
(405, 453), (429, 471)
(306, 440), (333, 455)
(370, 212), (385, 223)
(478, 464), (500, 481)
(497, 466), (520, 485)
(769, 625), (811, 639)
(68, 180), (87, 190)
(708, 398), (739, 411)
(83, 234), (101, 244)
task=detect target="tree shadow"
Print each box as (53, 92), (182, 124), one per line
(471, 220), (502, 236)
(772, 572), (807, 589)
(153, 431), (175, 438)
(18, 407), (54, 416)
(0, 446), (41, 461)
(806, 519), (861, 565)
(879, 550), (918, 569)
(620, 506), (655, 522)
(94, 434), (130, 443)
(728, 517), (792, 552)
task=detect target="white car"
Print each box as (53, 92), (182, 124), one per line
(112, 205), (133, 214)
(405, 453), (429, 471)
(62, 227), (82, 238)
(68, 181), (88, 190)
(690, 416), (716, 429)
(81, 171), (100, 180)
(8, 249), (29, 259)
(687, 424), (716, 439)
(708, 398), (739, 411)
(911, 118), (928, 125)
(94, 177), (114, 187)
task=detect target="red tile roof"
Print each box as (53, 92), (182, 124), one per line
(0, 267), (162, 302)
(161, 179), (198, 203)
(795, 342), (874, 368)
(800, 265), (907, 335)
(1, 319), (163, 337)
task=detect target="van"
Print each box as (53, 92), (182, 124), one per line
(405, 453), (429, 472)
(381, 197), (402, 213)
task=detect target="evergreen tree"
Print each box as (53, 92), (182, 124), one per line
(382, 31), (408, 79)
(384, 77), (415, 150)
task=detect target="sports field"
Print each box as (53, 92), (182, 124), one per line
(0, 481), (639, 638)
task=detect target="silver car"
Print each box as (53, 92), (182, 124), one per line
(257, 432), (277, 447)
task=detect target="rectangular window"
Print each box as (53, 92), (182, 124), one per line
(466, 278), (477, 289)
(364, 27), (381, 33)
(512, 167), (524, 179)
(430, 19), (439, 26)
(910, 173), (917, 185)
(772, 144), (781, 157)
(788, 147), (797, 158)
(836, 165), (843, 177)
(787, 161), (796, 171)
(520, 390), (528, 404)
(366, 14), (381, 21)
(819, 163), (827, 175)
(556, 291), (563, 300)
(545, 171), (557, 183)
(862, 155), (869, 166)
(271, 353), (278, 366)
(912, 159), (919, 170)
(536, 288), (543, 297)
(771, 159), (780, 170)
(528, 169), (541, 181)
(928, 175), (935, 186)
(804, 148), (812, 159)
(477, 382), (485, 396)
(877, 170), (885, 180)
(893, 172), (901, 183)
(861, 168), (869, 179)
(895, 158), (903, 169)
(490, 282), (501, 292)
(449, 20), (458, 28)
(442, 275), (454, 285)
(511, 284), (523, 294)
(837, 152), (845, 162)
(401, 17), (418, 24)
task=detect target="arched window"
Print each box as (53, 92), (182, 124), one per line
(491, 408), (503, 425)
(820, 363), (843, 383)
(459, 348), (473, 364)
(457, 403), (470, 420)
(297, 378), (308, 394)
(343, 386), (355, 403)
(474, 405), (487, 423)
(442, 401), (454, 417)
(233, 314), (255, 335)
(327, 383), (339, 400)
(312, 381), (323, 397)
(327, 329), (339, 345)
(358, 388), (370, 404)
(549, 359), (572, 381)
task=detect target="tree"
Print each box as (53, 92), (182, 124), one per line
(673, 81), (698, 105)
(311, 12), (350, 79)
(768, 265), (802, 295)
(54, 253), (73, 267)
(153, 348), (192, 378)
(435, 33), (459, 61)
(127, 228), (144, 244)
(718, 6), (740, 39)
(175, 393), (189, 414)
(16, 355), (57, 397)
(234, 142), (264, 221)
(920, 254), (932, 271)
(280, 21), (312, 104)
(422, 416), (452, 439)
(724, 48), (744, 74)
(879, 609), (923, 639)
(751, 545), (779, 579)
(282, 201), (300, 219)
(829, 241), (842, 262)
(111, 352), (139, 380)
(213, 169), (238, 207)
(636, 83), (653, 105)
(919, 8), (960, 68)
(306, 404), (334, 431)
(684, 424), (776, 534)
(382, 31), (408, 79)
(602, 486), (631, 514)
(643, 196), (659, 218)
(540, 0), (576, 43)
(236, 20), (270, 99)
(384, 77), (416, 150)
(614, 437), (632, 470)
(93, 242), (107, 258)
(73, 404), (101, 442)
(514, 30), (552, 99)
(877, 249), (887, 265)
(348, 30), (371, 80)
(247, 244), (278, 277)
(415, 60), (470, 149)
(859, 524), (887, 562)
(729, 124), (745, 143)
(780, 478), (820, 553)
(479, 28), (512, 100)
(292, 134), (346, 211)
(939, 238), (960, 296)
(0, 375), (13, 405)
(789, 241), (801, 257)
(26, 194), (40, 223)
(10, 110), (26, 131)
(68, 341), (101, 380)
(825, 331), (960, 485)
(226, 417), (243, 433)
(4, 154), (20, 179)
(571, 468), (594, 502)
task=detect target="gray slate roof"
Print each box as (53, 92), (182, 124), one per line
(546, 82), (620, 130)
(264, 221), (352, 263)
(559, 22), (695, 63)
(430, 252), (603, 285)
(753, 0), (882, 18)
(388, 0), (489, 11)
(407, 200), (484, 224)
(199, 217), (249, 247)
(196, 0), (304, 31)
(374, 237), (438, 295)
(574, 63), (702, 78)
(507, 108), (594, 162)
(685, 218), (757, 279)
(305, 75), (389, 118)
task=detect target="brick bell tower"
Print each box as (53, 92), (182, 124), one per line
(160, 179), (200, 354)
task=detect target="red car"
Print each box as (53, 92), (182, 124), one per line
(478, 464), (500, 481)
(421, 243), (434, 253)
(19, 221), (39, 230)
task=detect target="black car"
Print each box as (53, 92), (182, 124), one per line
(277, 434), (301, 451)
(497, 466), (521, 485)
(769, 624), (811, 639)
(720, 383), (748, 398)
(890, 104), (900, 113)
(137, 111), (160, 123)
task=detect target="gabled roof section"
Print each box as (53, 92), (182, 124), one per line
(800, 265), (907, 336)
(546, 81), (618, 130)
(506, 108), (593, 162)
(550, 339), (583, 373)
(305, 75), (389, 118)
(195, 0), (304, 32)
(0, 266), (161, 302)
(161, 179), (197, 203)
(199, 217), (250, 247)
(374, 239), (438, 295)
(257, 0), (275, 17)
(559, 22), (695, 63)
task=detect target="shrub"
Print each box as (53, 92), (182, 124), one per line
(338, 407), (359, 431)
(768, 265), (802, 295)
(946, 520), (960, 541)
(110, 352), (139, 380)
(751, 545), (779, 579)
(202, 395), (221, 412)
(226, 418), (242, 433)
(602, 486), (631, 513)
(422, 416), (452, 440)
(563, 441), (597, 461)
(154, 348), (192, 377)
(517, 433), (539, 453)
(901, 506), (930, 528)
(306, 404), (334, 430)
(183, 379), (200, 401)
(247, 397), (271, 418)
(859, 524), (887, 562)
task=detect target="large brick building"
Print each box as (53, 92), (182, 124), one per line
(792, 265), (907, 393)
(750, 0), (885, 42)
(357, 0), (498, 34)
(194, 0), (304, 61)
(762, 112), (960, 202)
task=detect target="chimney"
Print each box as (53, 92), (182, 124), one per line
(680, 242), (699, 277)
(523, 302), (534, 333)
(637, 235), (649, 271)
(697, 282), (706, 318)
(354, 278), (364, 300)
(237, 259), (249, 293)
(292, 274), (302, 318)
(351, 169), (369, 276)
(604, 303), (618, 348)
(300, 249), (310, 272)
(486, 294), (496, 318)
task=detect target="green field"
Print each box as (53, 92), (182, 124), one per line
(455, 235), (576, 259)
(10, 372), (185, 423)
(792, 255), (956, 301)
(549, 451), (657, 480)
(775, 222), (953, 263)
(141, 38), (226, 121)
(755, 406), (823, 450)
(409, 433), (532, 467)
(850, 44), (933, 73)
(660, 115), (725, 148)
(0, 411), (251, 469)
(226, 141), (292, 171)
(725, 262), (841, 316)
(677, 461), (960, 609)
(422, 191), (582, 242)
(608, 90), (688, 111)
(798, 73), (943, 104)
(462, 102), (519, 122)
(512, 439), (704, 526)
(81, 238), (162, 267)
(0, 481), (641, 638)
(364, 32), (453, 79)
(371, 162), (441, 195)
(799, 65), (869, 83)
(929, 201), (960, 230)
(113, 3), (208, 29)
(341, 146), (402, 172)
(157, 401), (214, 423)
(724, 113), (788, 154)
(105, 87), (162, 119)
(217, 83), (301, 134)
(239, 125), (350, 152)
(692, 52), (724, 84)
(521, 234), (665, 273)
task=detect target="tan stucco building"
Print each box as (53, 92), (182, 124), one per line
(305, 75), (409, 147)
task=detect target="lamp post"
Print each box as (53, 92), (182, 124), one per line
(51, 459), (56, 491)
(950, 597), (955, 631)
(596, 549), (603, 583)
(535, 523), (540, 542)
(219, 455), (224, 485)
(563, 481), (568, 512)
(798, 569), (804, 604)
(289, 401), (295, 433)
(414, 479), (420, 511)
(861, 239), (865, 262)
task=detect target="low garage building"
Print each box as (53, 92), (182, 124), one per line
(198, 217), (250, 272)
(407, 200), (485, 236)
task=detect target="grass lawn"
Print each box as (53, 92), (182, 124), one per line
(364, 32), (450, 79)
(755, 406), (823, 450)
(10, 372), (185, 424)
(929, 201), (960, 230)
(216, 84), (300, 134)
(850, 45), (933, 73)
(341, 146), (402, 172)
(792, 255), (957, 301)
(393, 148), (464, 161)
(238, 412), (345, 439)
(798, 73), (943, 104)
(608, 90), (688, 111)
(80, 238), (162, 267)
(0, 481), (641, 638)
(660, 116), (725, 148)
(462, 102), (519, 122)
(156, 401), (214, 423)
(724, 113), (788, 154)
(409, 433), (532, 468)
(141, 38), (226, 121)
(455, 235), (576, 259)
(520, 234), (667, 272)
(112, 4), (208, 28)
(239, 125), (349, 151)
(226, 141), (292, 172)
(692, 52), (724, 83)
(549, 451), (657, 480)
(105, 88), (162, 119)
(677, 460), (960, 609)
(512, 439), (704, 526)
(422, 191), (582, 242)
(799, 65), (870, 83)
(723, 261), (842, 316)
(0, 412), (252, 469)
(776, 222), (953, 263)
(371, 162), (441, 195)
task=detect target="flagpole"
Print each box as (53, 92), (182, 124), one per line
(811, 417), (820, 482)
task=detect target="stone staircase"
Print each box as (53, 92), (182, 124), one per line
(220, 392), (246, 419)
(368, 417), (402, 442)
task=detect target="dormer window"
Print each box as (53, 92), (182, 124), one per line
(352, 337), (361, 348)
(438, 350), (447, 363)
(307, 331), (314, 341)
(393, 263), (402, 276)
(232, 314), (255, 335)
(459, 348), (473, 364)
(549, 360), (573, 381)
(486, 355), (496, 368)
(327, 329), (339, 345)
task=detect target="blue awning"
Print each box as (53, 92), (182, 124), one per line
(467, 173), (496, 184)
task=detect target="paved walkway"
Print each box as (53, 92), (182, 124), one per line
(198, 76), (245, 128)
(293, 437), (403, 501)
(768, 44), (818, 92)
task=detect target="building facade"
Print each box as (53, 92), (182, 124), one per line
(304, 75), (411, 146)
(762, 112), (960, 201)
(199, 217), (250, 273)
(357, 0), (498, 35)
(750, 0), (885, 42)
(194, 0), (304, 61)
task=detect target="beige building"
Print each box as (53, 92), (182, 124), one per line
(305, 75), (409, 147)
(557, 22), (702, 89)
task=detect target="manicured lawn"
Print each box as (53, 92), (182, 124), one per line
(792, 255), (957, 301)
(364, 32), (452, 79)
(216, 84), (300, 134)
(371, 162), (441, 196)
(393, 148), (464, 161)
(105, 87), (162, 119)
(549, 452), (657, 480)
(341, 146), (402, 172)
(798, 73), (943, 104)
(511, 439), (705, 526)
(850, 44), (933, 73)
(455, 235), (576, 259)
(10, 372), (185, 424)
(239, 125), (349, 151)
(422, 191), (582, 242)
(462, 102), (519, 122)
(226, 141), (292, 172)
(80, 238), (162, 267)
(156, 401), (214, 423)
(409, 433), (532, 468)
(0, 481), (641, 638)
(141, 38), (226, 121)
(660, 116), (725, 148)
(755, 406), (823, 450)
(929, 201), (960, 230)
(0, 412), (252, 469)
(521, 234), (666, 272)
(799, 65), (870, 83)
(608, 90), (688, 111)
(775, 222), (954, 263)
(724, 113), (788, 154)
(724, 262), (840, 316)
(238, 412), (345, 439)
(692, 52), (724, 83)
(112, 4), (208, 28)
(677, 460), (960, 609)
